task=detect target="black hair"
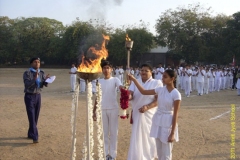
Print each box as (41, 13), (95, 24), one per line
(100, 60), (112, 68)
(164, 69), (177, 88)
(140, 63), (153, 71)
(30, 57), (40, 64)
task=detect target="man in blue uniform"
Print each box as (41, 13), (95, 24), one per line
(23, 57), (49, 143)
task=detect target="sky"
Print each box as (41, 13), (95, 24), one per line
(0, 0), (239, 34)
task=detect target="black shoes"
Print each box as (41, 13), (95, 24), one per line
(33, 140), (39, 143)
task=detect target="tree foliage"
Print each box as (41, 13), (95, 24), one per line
(155, 3), (239, 65)
(1, 7), (240, 66)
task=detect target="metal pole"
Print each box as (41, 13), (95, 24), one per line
(127, 50), (130, 70)
(86, 80), (90, 160)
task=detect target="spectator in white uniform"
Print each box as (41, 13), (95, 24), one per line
(119, 66), (124, 84)
(236, 70), (240, 96)
(209, 68), (215, 93)
(215, 68), (222, 92)
(203, 68), (211, 94)
(183, 65), (192, 97)
(69, 64), (77, 92)
(192, 68), (197, 91)
(196, 66), (205, 96)
(80, 78), (86, 93)
(156, 63), (164, 81)
(115, 66), (120, 81)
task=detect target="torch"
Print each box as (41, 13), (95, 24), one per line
(70, 34), (109, 160)
(119, 35), (134, 120)
(125, 34), (134, 85)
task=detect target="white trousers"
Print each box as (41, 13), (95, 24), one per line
(120, 75), (124, 84)
(226, 77), (231, 88)
(80, 80), (86, 92)
(155, 138), (173, 160)
(70, 76), (76, 91)
(185, 80), (191, 96)
(176, 76), (180, 90)
(102, 109), (119, 158)
(220, 77), (225, 89)
(180, 76), (184, 90)
(193, 76), (197, 91)
(204, 81), (209, 94)
(237, 89), (240, 95)
(197, 82), (204, 95)
(92, 80), (97, 93)
(215, 78), (221, 91)
(209, 81), (214, 92)
(229, 78), (233, 89)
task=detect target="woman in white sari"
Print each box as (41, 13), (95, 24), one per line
(128, 64), (163, 160)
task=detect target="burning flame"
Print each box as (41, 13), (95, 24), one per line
(77, 34), (110, 73)
(126, 34), (131, 41)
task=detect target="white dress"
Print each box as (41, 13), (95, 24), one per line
(127, 77), (163, 160)
(150, 86), (181, 144)
(236, 78), (240, 89)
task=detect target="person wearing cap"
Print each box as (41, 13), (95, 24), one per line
(23, 57), (50, 143)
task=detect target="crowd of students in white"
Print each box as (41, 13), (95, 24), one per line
(69, 63), (240, 96)
(112, 64), (240, 97)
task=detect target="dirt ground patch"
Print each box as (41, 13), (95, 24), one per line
(0, 68), (239, 160)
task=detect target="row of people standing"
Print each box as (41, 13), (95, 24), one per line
(175, 65), (240, 97)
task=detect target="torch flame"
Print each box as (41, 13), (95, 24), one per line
(126, 34), (131, 41)
(77, 34), (110, 73)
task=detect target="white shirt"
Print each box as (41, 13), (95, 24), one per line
(119, 68), (124, 75)
(129, 77), (163, 114)
(157, 67), (164, 75)
(184, 69), (192, 81)
(150, 86), (181, 143)
(70, 67), (77, 77)
(130, 69), (134, 75)
(192, 70), (196, 77)
(215, 71), (222, 78)
(196, 70), (206, 82)
(176, 68), (181, 76)
(115, 69), (120, 76)
(204, 71), (211, 82)
(98, 77), (122, 109)
(134, 69), (140, 78)
(209, 72), (215, 81)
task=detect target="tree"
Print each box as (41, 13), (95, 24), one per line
(155, 3), (231, 64)
(107, 21), (155, 66)
(0, 16), (15, 64)
(223, 12), (240, 65)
